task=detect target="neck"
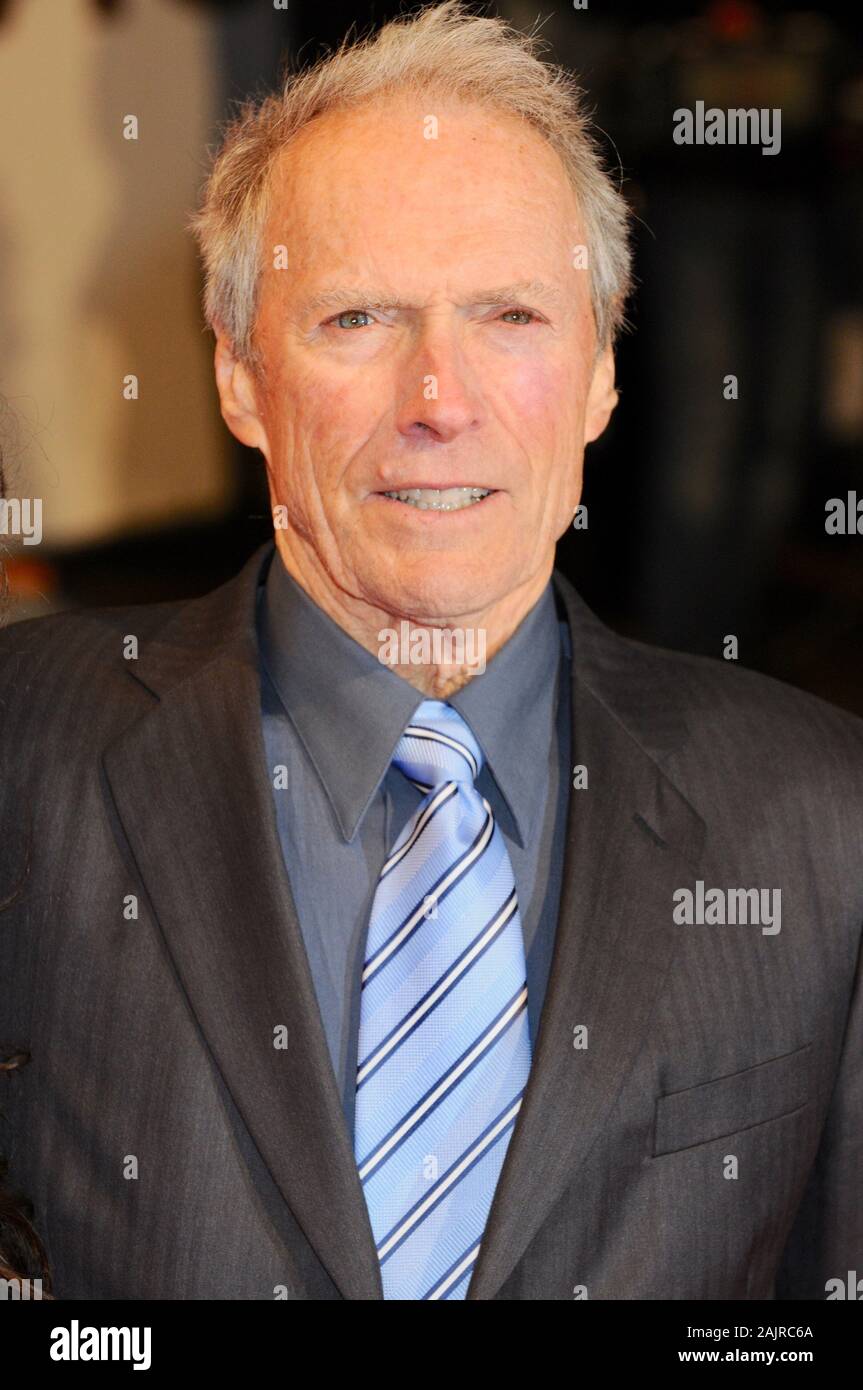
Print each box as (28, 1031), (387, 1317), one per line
(272, 532), (552, 698)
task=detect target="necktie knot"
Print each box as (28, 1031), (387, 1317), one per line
(393, 699), (483, 790)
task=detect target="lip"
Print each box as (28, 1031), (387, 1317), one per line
(372, 483), (498, 493)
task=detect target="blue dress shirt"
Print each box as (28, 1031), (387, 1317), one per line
(256, 546), (572, 1134)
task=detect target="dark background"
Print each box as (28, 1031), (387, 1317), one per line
(4, 0), (863, 711)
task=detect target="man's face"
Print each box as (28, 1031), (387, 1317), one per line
(226, 93), (617, 624)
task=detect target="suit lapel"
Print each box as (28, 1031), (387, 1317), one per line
(102, 544), (382, 1300)
(467, 570), (706, 1300)
(102, 545), (705, 1303)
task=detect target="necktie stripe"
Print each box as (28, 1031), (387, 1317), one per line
(376, 1090), (525, 1262)
(357, 984), (527, 1181)
(356, 887), (519, 1087)
(423, 1241), (482, 1301)
(361, 801), (495, 985)
(380, 780), (458, 879)
(354, 699), (532, 1299)
(402, 724), (480, 780)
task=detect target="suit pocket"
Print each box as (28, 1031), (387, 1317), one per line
(653, 1041), (812, 1156)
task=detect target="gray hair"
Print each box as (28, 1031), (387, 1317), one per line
(189, 0), (634, 371)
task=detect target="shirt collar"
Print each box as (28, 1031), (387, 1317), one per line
(258, 547), (565, 845)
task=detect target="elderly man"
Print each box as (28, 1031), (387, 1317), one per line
(0, 1), (861, 1302)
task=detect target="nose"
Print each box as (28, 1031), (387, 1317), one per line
(394, 318), (484, 445)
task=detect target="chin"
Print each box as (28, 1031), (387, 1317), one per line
(368, 560), (514, 623)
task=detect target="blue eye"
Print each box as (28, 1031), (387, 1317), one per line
(330, 309), (374, 329)
(499, 309), (537, 325)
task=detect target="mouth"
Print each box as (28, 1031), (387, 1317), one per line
(376, 486), (497, 512)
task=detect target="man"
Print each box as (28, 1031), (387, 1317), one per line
(1, 1), (861, 1300)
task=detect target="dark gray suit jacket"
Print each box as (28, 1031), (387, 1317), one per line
(1, 541), (861, 1299)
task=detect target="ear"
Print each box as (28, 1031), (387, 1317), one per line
(583, 342), (619, 445)
(213, 330), (270, 455)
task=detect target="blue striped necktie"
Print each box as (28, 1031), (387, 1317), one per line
(353, 699), (532, 1300)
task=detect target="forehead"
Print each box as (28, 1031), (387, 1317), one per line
(264, 93), (581, 278)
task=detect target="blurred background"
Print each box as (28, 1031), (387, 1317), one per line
(1, 0), (862, 709)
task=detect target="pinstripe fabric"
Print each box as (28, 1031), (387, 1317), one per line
(353, 700), (532, 1300)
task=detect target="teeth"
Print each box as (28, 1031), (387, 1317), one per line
(382, 487), (492, 511)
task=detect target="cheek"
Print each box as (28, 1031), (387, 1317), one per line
(268, 368), (377, 483)
(496, 358), (589, 530)
(496, 357), (585, 454)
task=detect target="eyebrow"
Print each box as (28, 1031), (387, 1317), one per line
(296, 278), (564, 316)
